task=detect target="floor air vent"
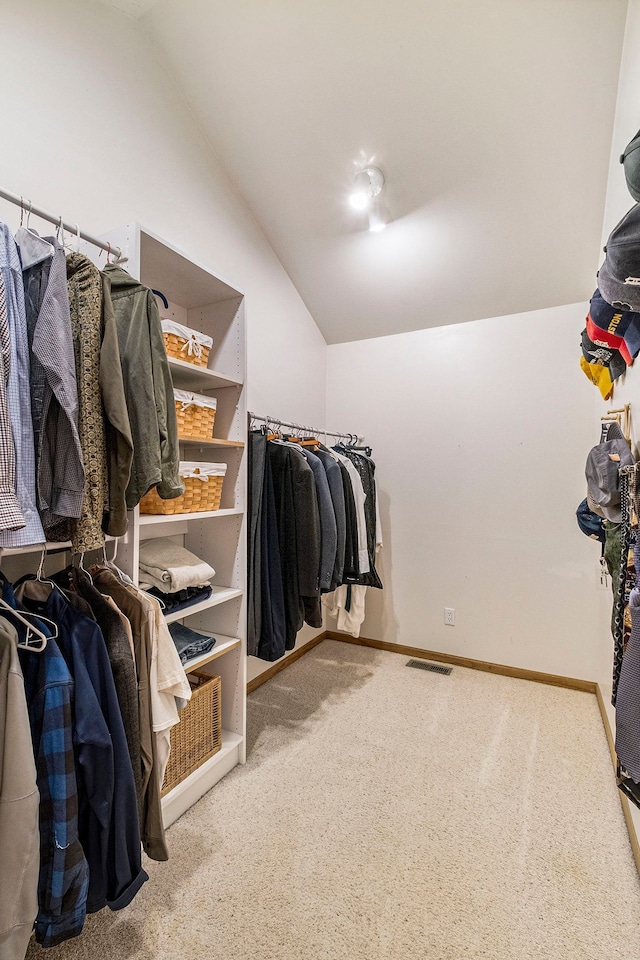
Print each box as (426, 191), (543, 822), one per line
(406, 659), (452, 676)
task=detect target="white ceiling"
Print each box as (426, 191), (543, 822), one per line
(101, 0), (160, 17)
(130, 0), (627, 343)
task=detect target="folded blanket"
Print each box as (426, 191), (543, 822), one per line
(168, 623), (217, 665)
(139, 537), (215, 593)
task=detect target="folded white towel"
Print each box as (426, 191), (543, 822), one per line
(138, 537), (216, 593)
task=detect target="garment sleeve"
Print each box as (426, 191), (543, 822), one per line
(293, 457), (321, 598)
(33, 681), (89, 947)
(33, 248), (85, 521)
(146, 292), (184, 501)
(100, 274), (133, 537)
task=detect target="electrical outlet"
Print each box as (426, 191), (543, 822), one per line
(444, 607), (455, 626)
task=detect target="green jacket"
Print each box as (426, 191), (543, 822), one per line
(103, 265), (183, 508)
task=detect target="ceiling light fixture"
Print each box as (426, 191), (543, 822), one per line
(349, 166), (386, 232)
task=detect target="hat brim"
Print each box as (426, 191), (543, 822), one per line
(598, 259), (640, 312)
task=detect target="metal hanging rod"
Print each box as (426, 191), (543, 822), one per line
(0, 187), (126, 262)
(248, 412), (364, 444)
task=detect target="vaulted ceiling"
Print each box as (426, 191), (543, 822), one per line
(102, 0), (628, 344)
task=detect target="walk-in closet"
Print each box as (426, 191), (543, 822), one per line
(3, 0), (640, 958)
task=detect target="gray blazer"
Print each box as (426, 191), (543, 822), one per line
(302, 448), (338, 592)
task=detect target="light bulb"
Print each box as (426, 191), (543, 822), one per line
(349, 169), (375, 210)
(349, 191), (370, 210)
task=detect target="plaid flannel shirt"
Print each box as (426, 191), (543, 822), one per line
(1, 576), (89, 947)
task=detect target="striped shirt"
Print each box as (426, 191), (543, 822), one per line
(0, 222), (45, 547)
(0, 269), (25, 530)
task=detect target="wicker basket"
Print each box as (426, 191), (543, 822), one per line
(139, 462), (227, 515)
(174, 389), (217, 441)
(161, 320), (213, 368)
(161, 671), (222, 795)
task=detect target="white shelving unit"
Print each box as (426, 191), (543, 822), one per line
(0, 221), (246, 832)
(105, 222), (248, 829)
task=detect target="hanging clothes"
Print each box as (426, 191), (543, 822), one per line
(268, 440), (322, 648)
(322, 447), (383, 638)
(313, 447), (346, 591)
(247, 426), (382, 660)
(58, 252), (109, 552)
(0, 617), (39, 960)
(0, 574), (90, 948)
(14, 578), (148, 914)
(99, 270), (133, 538)
(103, 264), (183, 509)
(0, 270), (25, 532)
(257, 440), (286, 661)
(91, 567), (191, 862)
(21, 235), (85, 538)
(0, 222), (45, 548)
(329, 448), (370, 578)
(336, 447), (383, 590)
(301, 447), (338, 593)
(69, 569), (142, 815)
(611, 467), (637, 706)
(247, 430), (267, 657)
(335, 457), (360, 583)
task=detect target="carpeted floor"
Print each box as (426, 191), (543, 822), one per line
(25, 639), (640, 959)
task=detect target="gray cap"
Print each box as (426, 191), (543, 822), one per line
(621, 128), (640, 203)
(585, 439), (635, 522)
(598, 203), (640, 311)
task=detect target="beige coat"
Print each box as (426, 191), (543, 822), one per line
(0, 619), (39, 960)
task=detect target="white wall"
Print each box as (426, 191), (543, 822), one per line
(327, 303), (611, 681)
(0, 0), (326, 422)
(0, 0), (328, 680)
(595, 0), (640, 842)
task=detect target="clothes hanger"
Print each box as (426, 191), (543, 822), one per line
(152, 289), (169, 309)
(64, 222), (82, 255)
(15, 199), (55, 269)
(101, 537), (128, 584)
(0, 597), (48, 652)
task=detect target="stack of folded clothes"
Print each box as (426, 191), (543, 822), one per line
(139, 538), (216, 616)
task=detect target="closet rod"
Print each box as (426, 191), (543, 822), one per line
(0, 187), (125, 261)
(249, 412), (363, 443)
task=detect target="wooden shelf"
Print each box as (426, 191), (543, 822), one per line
(163, 586), (243, 624)
(181, 635), (241, 672)
(178, 437), (245, 448)
(139, 507), (243, 525)
(168, 357), (243, 390)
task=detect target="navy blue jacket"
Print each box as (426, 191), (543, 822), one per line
(16, 580), (147, 913)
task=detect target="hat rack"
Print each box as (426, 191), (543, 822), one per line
(602, 404), (632, 443)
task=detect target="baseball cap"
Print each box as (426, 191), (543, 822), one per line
(580, 356), (614, 399)
(576, 497), (606, 543)
(585, 439), (635, 523)
(588, 288), (640, 365)
(597, 203), (640, 311)
(621, 128), (640, 203)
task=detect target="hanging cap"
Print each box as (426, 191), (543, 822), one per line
(585, 438), (635, 523)
(621, 128), (640, 202)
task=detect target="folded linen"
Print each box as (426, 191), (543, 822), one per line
(168, 623), (217, 665)
(138, 537), (215, 593)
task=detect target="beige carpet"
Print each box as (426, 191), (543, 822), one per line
(26, 639), (640, 959)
